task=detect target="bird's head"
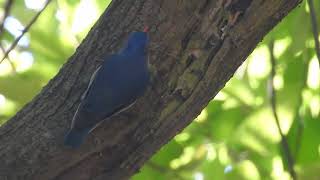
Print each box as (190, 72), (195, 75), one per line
(122, 27), (149, 54)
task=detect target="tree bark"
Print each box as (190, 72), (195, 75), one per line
(0, 0), (302, 179)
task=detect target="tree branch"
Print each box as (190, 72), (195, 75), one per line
(0, 0), (14, 35)
(268, 40), (297, 180)
(0, 0), (303, 179)
(0, 0), (52, 64)
(0, 43), (15, 73)
(0, 0), (16, 72)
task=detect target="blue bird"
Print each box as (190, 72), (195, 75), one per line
(64, 29), (150, 148)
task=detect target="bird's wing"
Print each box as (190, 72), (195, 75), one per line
(71, 66), (102, 128)
(71, 96), (136, 132)
(81, 65), (102, 100)
(71, 54), (148, 132)
(88, 100), (136, 133)
(71, 55), (129, 130)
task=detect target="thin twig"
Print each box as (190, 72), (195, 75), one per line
(307, 0), (320, 67)
(0, 0), (53, 64)
(0, 43), (15, 73)
(0, 0), (14, 35)
(0, 0), (15, 72)
(268, 41), (297, 180)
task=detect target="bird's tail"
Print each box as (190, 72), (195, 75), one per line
(64, 129), (90, 148)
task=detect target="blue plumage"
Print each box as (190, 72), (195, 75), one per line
(64, 31), (149, 148)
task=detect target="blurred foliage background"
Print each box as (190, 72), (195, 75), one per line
(0, 0), (319, 179)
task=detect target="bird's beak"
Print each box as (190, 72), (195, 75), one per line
(143, 26), (149, 32)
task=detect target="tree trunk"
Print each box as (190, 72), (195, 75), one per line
(0, 0), (302, 179)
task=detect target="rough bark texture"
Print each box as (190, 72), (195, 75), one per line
(0, 0), (302, 179)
